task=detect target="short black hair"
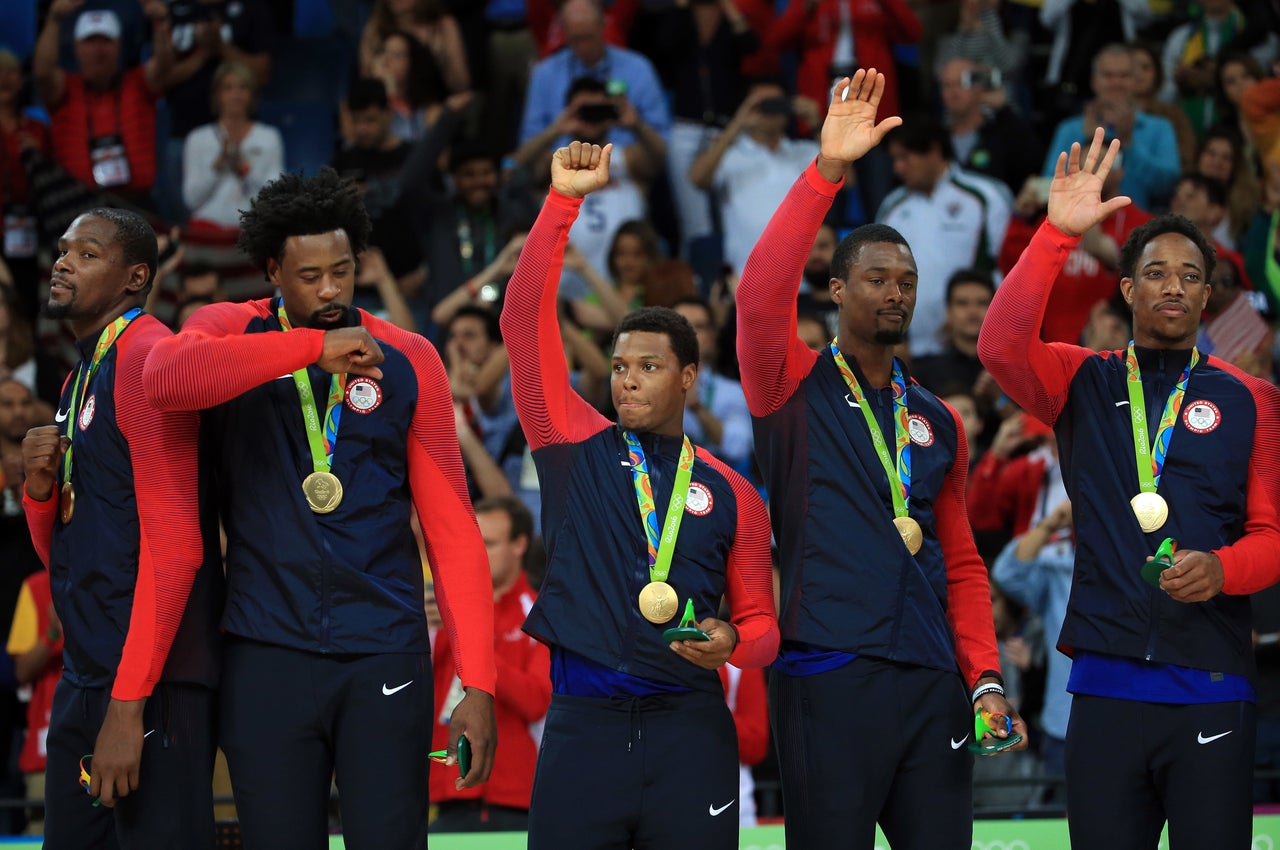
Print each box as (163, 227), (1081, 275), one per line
(448, 141), (501, 174)
(613, 306), (700, 369)
(446, 303), (502, 344)
(1118, 213), (1216, 282)
(347, 76), (389, 112)
(671, 295), (713, 319)
(473, 495), (534, 543)
(831, 223), (912, 281)
(945, 268), (995, 303)
(884, 114), (954, 161)
(566, 75), (607, 104)
(1176, 172), (1228, 208)
(82, 207), (158, 297)
(181, 260), (218, 281)
(237, 168), (372, 273)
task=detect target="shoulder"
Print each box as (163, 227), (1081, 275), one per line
(693, 446), (757, 506)
(116, 313), (173, 361)
(362, 313), (441, 370)
(877, 186), (911, 219)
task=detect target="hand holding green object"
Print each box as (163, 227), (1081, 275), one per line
(1141, 537), (1178, 587)
(968, 708), (1023, 755)
(663, 598), (711, 642)
(428, 735), (472, 777)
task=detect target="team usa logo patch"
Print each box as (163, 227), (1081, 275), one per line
(907, 414), (934, 447)
(685, 482), (714, 516)
(78, 395), (96, 431)
(1182, 400), (1221, 434)
(345, 379), (382, 414)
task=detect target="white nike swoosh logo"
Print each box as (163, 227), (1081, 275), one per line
(382, 680), (413, 696)
(709, 800), (735, 816)
(1197, 730), (1232, 744)
(54, 409), (68, 423)
(951, 735), (969, 749)
(1115, 401), (1129, 407)
(143, 729), (155, 738)
(844, 394), (860, 408)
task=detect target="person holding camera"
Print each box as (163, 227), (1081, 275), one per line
(689, 79), (821, 276)
(937, 57), (1040, 196)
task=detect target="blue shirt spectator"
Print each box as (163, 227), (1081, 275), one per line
(518, 0), (669, 150)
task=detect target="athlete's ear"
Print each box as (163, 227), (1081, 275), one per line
(830, 276), (844, 305)
(1119, 277), (1134, 306)
(682, 361), (698, 392)
(266, 256), (282, 287)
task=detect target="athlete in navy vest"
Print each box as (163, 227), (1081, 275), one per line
(500, 141), (779, 850)
(980, 129), (1280, 850)
(735, 71), (1024, 850)
(143, 169), (497, 850)
(22, 208), (221, 848)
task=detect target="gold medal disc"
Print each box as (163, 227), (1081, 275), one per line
(59, 482), (75, 525)
(1130, 492), (1168, 533)
(893, 515), (923, 555)
(302, 471), (344, 514)
(638, 581), (679, 624)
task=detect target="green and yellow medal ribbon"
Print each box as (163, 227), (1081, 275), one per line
(624, 432), (695, 586)
(1124, 341), (1198, 495)
(829, 341), (911, 517)
(61, 307), (142, 485)
(277, 302), (344, 477)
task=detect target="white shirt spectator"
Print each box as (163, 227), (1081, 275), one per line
(713, 134), (820, 276)
(182, 122), (284, 229)
(682, 367), (753, 472)
(877, 165), (1011, 357)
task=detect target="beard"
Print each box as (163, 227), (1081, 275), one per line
(874, 329), (907, 345)
(307, 303), (352, 329)
(41, 299), (74, 320)
(803, 267), (832, 294)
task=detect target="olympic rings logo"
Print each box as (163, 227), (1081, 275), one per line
(1253, 836), (1275, 850)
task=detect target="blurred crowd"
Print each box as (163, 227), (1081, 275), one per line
(1, 0), (1280, 832)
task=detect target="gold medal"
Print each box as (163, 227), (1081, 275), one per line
(893, 515), (922, 555)
(638, 581), (678, 624)
(302, 471), (343, 514)
(1130, 492), (1168, 533)
(59, 482), (75, 525)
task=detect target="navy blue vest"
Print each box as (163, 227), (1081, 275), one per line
(524, 428), (741, 694)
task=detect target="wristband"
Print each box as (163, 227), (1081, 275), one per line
(972, 682), (1005, 703)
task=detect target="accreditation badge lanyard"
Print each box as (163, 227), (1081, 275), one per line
(626, 432), (695, 624)
(277, 303), (346, 512)
(1125, 342), (1197, 499)
(61, 308), (142, 486)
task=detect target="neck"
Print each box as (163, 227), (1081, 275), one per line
(71, 300), (137, 341)
(952, 335), (978, 358)
(221, 113), (250, 131)
(1132, 330), (1197, 350)
(950, 108), (983, 135)
(749, 127), (783, 148)
(839, 336), (897, 387)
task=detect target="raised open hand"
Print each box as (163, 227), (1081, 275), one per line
(550, 142), (613, 199)
(819, 69), (902, 168)
(1048, 127), (1132, 238)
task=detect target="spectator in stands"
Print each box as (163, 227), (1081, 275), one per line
(7, 568), (62, 836)
(177, 261), (225, 304)
(369, 31), (445, 142)
(566, 220), (659, 337)
(991, 500), (1075, 794)
(332, 78), (466, 294)
(360, 0), (471, 95)
(432, 231), (528, 331)
(518, 0), (670, 151)
(765, 0), (919, 215)
(1039, 0), (1150, 123)
(937, 57), (1041, 195)
(1128, 41), (1197, 170)
(1042, 44), (1180, 211)
(1234, 54), (1277, 165)
(514, 77), (661, 290)
(911, 269), (994, 398)
(417, 147), (539, 330)
(160, 0), (272, 222)
(0, 287), (60, 406)
(648, 0), (770, 255)
(1198, 248), (1272, 378)
(1159, 0), (1276, 138)
(795, 311), (828, 352)
(936, 0), (1028, 103)
(1243, 159), (1280, 316)
(690, 80), (820, 277)
(1170, 173), (1255, 300)
(878, 117), (1011, 357)
(0, 49), (50, 314)
(673, 296), (753, 473)
(794, 222), (839, 339)
(1196, 126), (1262, 249)
(33, 3), (175, 209)
(182, 61), (283, 235)
(430, 496), (550, 833)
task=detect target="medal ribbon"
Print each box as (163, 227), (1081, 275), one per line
(829, 341), (911, 517)
(624, 432), (695, 584)
(277, 302), (344, 474)
(61, 307), (142, 484)
(1124, 342), (1198, 492)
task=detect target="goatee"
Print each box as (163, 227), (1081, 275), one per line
(307, 303), (351, 329)
(874, 329), (906, 345)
